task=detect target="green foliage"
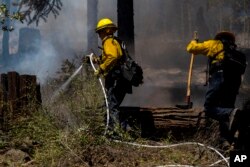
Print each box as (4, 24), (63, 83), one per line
(16, 0), (63, 25)
(46, 71), (105, 131)
(7, 110), (62, 166)
(0, 140), (8, 149)
(0, 58), (226, 166)
(0, 3), (24, 31)
(0, 0), (63, 30)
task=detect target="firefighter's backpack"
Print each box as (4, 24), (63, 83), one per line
(222, 41), (247, 76)
(118, 39), (143, 87)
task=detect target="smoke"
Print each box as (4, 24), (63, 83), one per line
(1, 0), (87, 84)
(122, 0), (209, 107)
(123, 0), (250, 107)
(1, 0), (249, 107)
(14, 41), (60, 84)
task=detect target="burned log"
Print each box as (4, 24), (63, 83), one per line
(119, 106), (206, 139)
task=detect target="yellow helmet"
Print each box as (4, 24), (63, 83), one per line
(95, 18), (117, 33)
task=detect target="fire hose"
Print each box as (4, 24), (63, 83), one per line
(50, 53), (229, 166)
(87, 53), (110, 135)
(87, 53), (229, 167)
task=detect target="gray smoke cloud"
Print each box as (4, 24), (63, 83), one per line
(2, 0), (87, 84)
(122, 0), (250, 107)
(1, 0), (249, 107)
(15, 41), (60, 84)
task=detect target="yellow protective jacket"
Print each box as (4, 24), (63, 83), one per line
(187, 39), (224, 64)
(99, 36), (123, 76)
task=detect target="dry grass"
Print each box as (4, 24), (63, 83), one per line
(0, 60), (231, 167)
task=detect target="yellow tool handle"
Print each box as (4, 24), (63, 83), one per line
(186, 31), (198, 102)
(186, 54), (194, 97)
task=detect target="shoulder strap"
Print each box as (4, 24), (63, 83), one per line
(112, 37), (132, 60)
(102, 35), (114, 45)
(209, 39), (236, 63)
(112, 36), (126, 49)
(220, 39), (237, 50)
(209, 49), (224, 63)
(214, 49), (224, 57)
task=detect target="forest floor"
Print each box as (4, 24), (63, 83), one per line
(0, 63), (233, 167)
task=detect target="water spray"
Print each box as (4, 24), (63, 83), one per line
(51, 64), (83, 101)
(87, 53), (110, 135)
(50, 53), (109, 135)
(87, 53), (229, 166)
(49, 54), (229, 167)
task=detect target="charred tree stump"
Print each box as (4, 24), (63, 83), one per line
(7, 72), (20, 116)
(0, 74), (8, 130)
(119, 106), (206, 139)
(0, 72), (42, 131)
(19, 75), (37, 108)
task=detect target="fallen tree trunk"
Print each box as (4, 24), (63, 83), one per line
(119, 106), (206, 139)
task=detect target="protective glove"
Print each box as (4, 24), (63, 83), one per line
(94, 68), (103, 77)
(92, 55), (101, 64)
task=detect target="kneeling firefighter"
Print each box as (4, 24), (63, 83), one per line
(186, 31), (246, 150)
(94, 18), (132, 136)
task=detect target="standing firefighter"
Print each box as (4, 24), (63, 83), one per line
(186, 31), (247, 151)
(94, 18), (132, 137)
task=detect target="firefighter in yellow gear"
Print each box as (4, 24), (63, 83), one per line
(94, 18), (123, 77)
(187, 31), (243, 150)
(94, 18), (132, 137)
(187, 39), (224, 64)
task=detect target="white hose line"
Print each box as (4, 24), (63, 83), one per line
(113, 140), (229, 167)
(87, 53), (110, 135)
(209, 157), (229, 166)
(87, 54), (229, 167)
(157, 157), (230, 167)
(51, 65), (83, 102)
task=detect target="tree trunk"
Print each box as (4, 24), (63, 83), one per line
(2, 0), (10, 65)
(117, 0), (135, 58)
(87, 0), (98, 53)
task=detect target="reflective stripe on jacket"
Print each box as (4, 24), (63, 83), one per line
(186, 39), (224, 64)
(99, 36), (123, 75)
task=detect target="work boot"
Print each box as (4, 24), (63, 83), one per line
(221, 140), (231, 151)
(218, 139), (234, 155)
(229, 108), (244, 136)
(121, 120), (133, 132)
